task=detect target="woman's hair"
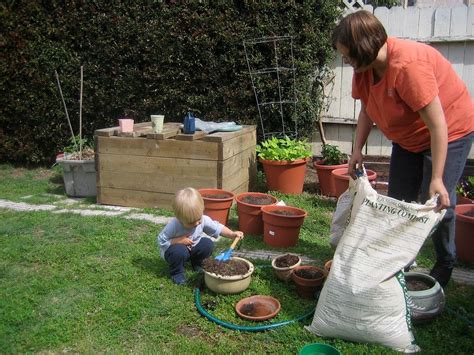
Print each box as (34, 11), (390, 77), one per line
(173, 187), (204, 224)
(331, 10), (387, 68)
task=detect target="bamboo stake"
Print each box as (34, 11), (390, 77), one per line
(55, 70), (77, 152)
(79, 66), (83, 160)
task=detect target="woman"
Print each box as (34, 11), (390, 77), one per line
(331, 10), (473, 287)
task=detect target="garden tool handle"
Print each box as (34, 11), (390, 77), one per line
(230, 234), (243, 249)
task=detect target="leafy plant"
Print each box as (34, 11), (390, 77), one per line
(456, 176), (474, 200)
(62, 135), (95, 160)
(321, 143), (347, 165)
(256, 136), (312, 161)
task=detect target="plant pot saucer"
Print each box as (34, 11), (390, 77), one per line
(235, 295), (281, 321)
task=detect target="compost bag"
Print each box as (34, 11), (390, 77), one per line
(306, 174), (445, 353)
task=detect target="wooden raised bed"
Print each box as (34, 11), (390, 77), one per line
(94, 122), (257, 209)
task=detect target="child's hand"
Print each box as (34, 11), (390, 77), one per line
(233, 231), (244, 240)
(172, 235), (193, 246)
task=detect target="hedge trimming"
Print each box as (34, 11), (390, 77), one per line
(0, 1), (341, 165)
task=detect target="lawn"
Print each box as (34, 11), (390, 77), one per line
(0, 164), (473, 354)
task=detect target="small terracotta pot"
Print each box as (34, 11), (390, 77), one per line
(235, 295), (281, 321)
(291, 265), (327, 299)
(260, 158), (309, 194)
(261, 205), (307, 248)
(271, 253), (302, 282)
(198, 188), (234, 226)
(331, 168), (377, 199)
(455, 204), (474, 265)
(313, 160), (348, 197)
(235, 192), (278, 235)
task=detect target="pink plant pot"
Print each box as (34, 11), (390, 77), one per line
(119, 119), (134, 133)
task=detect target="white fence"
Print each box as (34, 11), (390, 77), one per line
(312, 4), (474, 159)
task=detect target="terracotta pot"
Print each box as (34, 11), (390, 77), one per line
(235, 295), (281, 321)
(405, 272), (445, 324)
(260, 158), (309, 194)
(331, 168), (377, 199)
(313, 160), (348, 197)
(455, 204), (474, 265)
(235, 192), (278, 235)
(261, 205), (308, 248)
(271, 253), (302, 282)
(203, 257), (254, 294)
(291, 265), (327, 299)
(456, 194), (473, 205)
(198, 188), (234, 226)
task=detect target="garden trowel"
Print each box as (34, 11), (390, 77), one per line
(215, 235), (243, 262)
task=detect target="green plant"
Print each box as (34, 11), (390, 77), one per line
(62, 135), (95, 160)
(321, 143), (346, 165)
(256, 136), (312, 161)
(456, 176), (474, 199)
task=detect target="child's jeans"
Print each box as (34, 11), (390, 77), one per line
(164, 237), (214, 277)
(388, 132), (473, 283)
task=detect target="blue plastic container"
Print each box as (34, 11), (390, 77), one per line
(183, 112), (196, 134)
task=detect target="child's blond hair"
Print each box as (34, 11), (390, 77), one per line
(172, 187), (204, 224)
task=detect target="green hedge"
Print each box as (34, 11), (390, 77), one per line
(0, 1), (341, 165)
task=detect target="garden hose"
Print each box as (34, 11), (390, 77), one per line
(194, 288), (315, 332)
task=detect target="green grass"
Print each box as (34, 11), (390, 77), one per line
(0, 164), (473, 353)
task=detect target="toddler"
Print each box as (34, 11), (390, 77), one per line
(157, 187), (243, 285)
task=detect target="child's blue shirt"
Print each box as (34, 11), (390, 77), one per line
(157, 215), (223, 258)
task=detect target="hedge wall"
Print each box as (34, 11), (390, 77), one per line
(0, 1), (341, 165)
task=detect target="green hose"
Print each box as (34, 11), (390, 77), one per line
(194, 288), (315, 332)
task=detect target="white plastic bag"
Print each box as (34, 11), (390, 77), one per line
(329, 177), (356, 248)
(307, 175), (445, 353)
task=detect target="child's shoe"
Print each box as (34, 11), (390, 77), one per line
(171, 273), (186, 285)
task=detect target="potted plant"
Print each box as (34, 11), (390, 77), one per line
(271, 253), (301, 281)
(456, 176), (473, 204)
(235, 192), (278, 235)
(256, 136), (312, 194)
(198, 188), (235, 226)
(56, 135), (97, 197)
(313, 144), (348, 197)
(261, 205), (308, 247)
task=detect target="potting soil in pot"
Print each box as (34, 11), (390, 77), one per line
(294, 268), (324, 280)
(202, 193), (232, 199)
(275, 254), (299, 268)
(241, 195), (274, 205)
(407, 279), (431, 291)
(203, 257), (249, 276)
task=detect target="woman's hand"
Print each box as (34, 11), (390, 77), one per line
(430, 178), (450, 211)
(348, 150), (363, 179)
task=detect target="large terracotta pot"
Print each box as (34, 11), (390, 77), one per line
(291, 265), (327, 299)
(198, 188), (234, 226)
(261, 205), (307, 248)
(331, 168), (377, 199)
(313, 160), (348, 197)
(260, 158), (309, 194)
(235, 192), (278, 235)
(456, 194), (473, 205)
(455, 204), (474, 265)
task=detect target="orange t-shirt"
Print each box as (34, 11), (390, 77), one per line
(352, 37), (473, 152)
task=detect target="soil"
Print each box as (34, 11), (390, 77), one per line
(202, 257), (249, 276)
(407, 279), (431, 291)
(241, 195), (274, 205)
(202, 193), (231, 199)
(272, 209), (297, 216)
(240, 302), (273, 317)
(463, 210), (474, 217)
(65, 147), (95, 160)
(294, 268), (324, 280)
(275, 254), (299, 268)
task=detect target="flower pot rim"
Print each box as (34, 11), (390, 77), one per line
(261, 205), (308, 218)
(331, 167), (377, 180)
(292, 265), (327, 282)
(455, 204), (474, 222)
(235, 192), (278, 207)
(198, 188), (235, 201)
(235, 295), (281, 321)
(313, 159), (348, 168)
(405, 272), (441, 297)
(271, 253), (302, 271)
(203, 257), (254, 280)
(259, 157), (310, 166)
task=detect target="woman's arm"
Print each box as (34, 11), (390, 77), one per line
(418, 96), (449, 210)
(348, 102), (374, 178)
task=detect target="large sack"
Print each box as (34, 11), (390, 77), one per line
(306, 175), (445, 353)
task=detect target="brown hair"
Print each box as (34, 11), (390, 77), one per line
(173, 187), (204, 224)
(331, 10), (387, 68)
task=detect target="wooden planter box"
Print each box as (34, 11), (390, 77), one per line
(94, 122), (257, 209)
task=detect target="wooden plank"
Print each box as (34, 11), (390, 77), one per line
(468, 5), (474, 36)
(374, 7), (390, 31)
(403, 7), (420, 39)
(419, 7), (435, 39)
(219, 146), (255, 184)
(451, 6), (468, 37)
(324, 55), (342, 119)
(201, 125), (256, 143)
(339, 63), (354, 120)
(220, 127), (256, 161)
(388, 6), (406, 37)
(366, 127), (384, 156)
(434, 7), (451, 38)
(448, 42), (465, 78)
(336, 124), (354, 156)
(462, 43), (474, 97)
(97, 186), (175, 210)
(175, 131), (208, 141)
(95, 126), (118, 137)
(96, 136), (220, 160)
(147, 128), (181, 140)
